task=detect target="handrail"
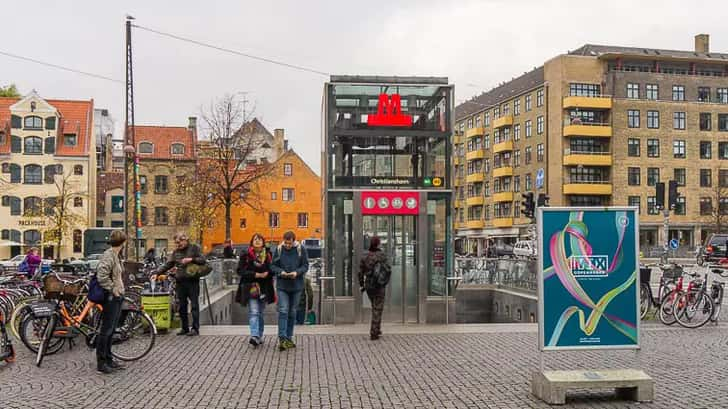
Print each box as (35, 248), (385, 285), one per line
(564, 179), (611, 184)
(563, 94), (613, 98)
(566, 150), (611, 155)
(563, 121), (610, 127)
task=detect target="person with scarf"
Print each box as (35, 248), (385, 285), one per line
(237, 233), (275, 347)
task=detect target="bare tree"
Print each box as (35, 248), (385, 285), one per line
(199, 94), (272, 240)
(37, 170), (88, 259)
(175, 161), (221, 245)
(704, 173), (728, 234)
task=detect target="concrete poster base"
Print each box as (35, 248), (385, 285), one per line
(531, 369), (654, 405)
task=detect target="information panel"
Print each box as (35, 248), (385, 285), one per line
(538, 207), (640, 351)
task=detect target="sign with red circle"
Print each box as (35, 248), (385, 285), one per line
(361, 191), (419, 215)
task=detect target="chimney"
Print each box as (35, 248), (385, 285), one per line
(695, 34), (710, 53)
(283, 139), (289, 151)
(188, 116), (197, 130)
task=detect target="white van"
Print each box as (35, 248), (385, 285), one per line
(513, 240), (536, 258)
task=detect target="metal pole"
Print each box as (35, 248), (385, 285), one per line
(125, 17), (140, 262)
(202, 277), (214, 325)
(662, 207), (670, 264)
(319, 276), (336, 325)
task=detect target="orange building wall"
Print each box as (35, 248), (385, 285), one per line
(203, 150), (322, 250)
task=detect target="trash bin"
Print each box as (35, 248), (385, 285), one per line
(141, 291), (171, 330)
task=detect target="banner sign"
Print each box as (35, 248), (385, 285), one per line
(337, 176), (444, 188)
(538, 207), (639, 351)
(361, 191), (419, 215)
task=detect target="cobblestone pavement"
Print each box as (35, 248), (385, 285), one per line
(2, 323), (727, 408)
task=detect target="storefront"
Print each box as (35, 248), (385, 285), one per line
(322, 76), (454, 323)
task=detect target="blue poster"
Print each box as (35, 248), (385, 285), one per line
(538, 207), (639, 351)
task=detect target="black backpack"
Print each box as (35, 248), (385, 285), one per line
(367, 258), (391, 289)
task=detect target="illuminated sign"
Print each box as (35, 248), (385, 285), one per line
(367, 94), (413, 127)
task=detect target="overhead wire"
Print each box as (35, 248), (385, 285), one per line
(0, 50), (123, 84)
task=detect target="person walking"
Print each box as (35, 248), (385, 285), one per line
(359, 237), (391, 340)
(296, 275), (314, 325)
(95, 230), (127, 373)
(237, 233), (275, 347)
(223, 239), (235, 259)
(153, 233), (206, 336)
(271, 231), (309, 351)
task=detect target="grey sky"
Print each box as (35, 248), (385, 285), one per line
(3, 0), (727, 174)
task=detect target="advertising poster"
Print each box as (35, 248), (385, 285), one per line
(538, 207), (639, 351)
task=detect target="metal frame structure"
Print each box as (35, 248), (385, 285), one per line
(124, 17), (141, 261)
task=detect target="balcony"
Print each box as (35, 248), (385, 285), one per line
(466, 196), (484, 206)
(466, 173), (485, 183)
(563, 181), (613, 195)
(563, 152), (613, 166)
(466, 220), (485, 229)
(493, 191), (514, 203)
(493, 115), (514, 129)
(465, 127), (485, 138)
(466, 150), (485, 160)
(562, 96), (612, 110)
(493, 166), (513, 178)
(493, 217), (513, 228)
(563, 123), (612, 138)
(492, 140), (514, 153)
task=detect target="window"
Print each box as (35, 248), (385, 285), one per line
(24, 116), (42, 129)
(673, 140), (686, 158)
(11, 115), (21, 129)
(627, 138), (640, 157)
(24, 197), (42, 216)
(537, 144), (544, 162)
(628, 110), (640, 128)
(475, 116), (481, 127)
(484, 158), (490, 173)
(467, 118), (473, 129)
(647, 139), (660, 158)
(647, 168), (660, 186)
(483, 134), (490, 149)
(271, 191), (278, 200)
(154, 175), (168, 194)
(239, 218), (247, 229)
(698, 87), (711, 102)
(8, 196), (21, 215)
(176, 208), (190, 226)
(513, 175), (520, 192)
(700, 197), (712, 216)
(63, 134), (77, 146)
(73, 230), (82, 253)
(719, 114), (728, 131)
(484, 205), (490, 220)
(718, 88), (728, 104)
(513, 150), (520, 167)
(24, 230), (41, 246)
(721, 142), (728, 159)
(484, 181), (490, 197)
(44, 137), (55, 154)
(502, 103), (510, 116)
(627, 83), (640, 99)
(493, 107), (499, 118)
(283, 163), (293, 176)
(514, 99), (521, 116)
(648, 111), (660, 129)
(73, 197), (83, 207)
(24, 137), (42, 154)
(0, 131), (4, 145)
(525, 174), (532, 191)
(700, 141), (712, 159)
(672, 85), (685, 101)
(700, 113), (712, 131)
(175, 176), (186, 194)
(721, 170), (728, 187)
(24, 164), (41, 184)
(646, 84), (659, 100)
(525, 95), (532, 111)
(673, 112), (686, 130)
(154, 207), (168, 225)
(647, 197), (659, 215)
(525, 120), (532, 137)
(628, 168), (641, 185)
(111, 195), (124, 213)
(513, 124), (521, 141)
(536, 89), (544, 107)
(73, 165), (83, 175)
(484, 112), (490, 127)
(536, 116), (544, 134)
(11, 135), (21, 153)
(525, 146), (532, 164)
(44, 165), (61, 184)
(674, 168), (686, 186)
(138, 142), (154, 154)
(9, 164), (20, 183)
(297, 213), (309, 228)
(675, 197), (686, 215)
(170, 143), (185, 155)
(140, 175), (148, 194)
(700, 169), (712, 187)
(140, 206), (148, 225)
(269, 212), (280, 228)
(569, 83), (600, 97)
(44, 197), (57, 216)
(628, 196), (641, 214)
(45, 117), (56, 130)
(154, 239), (168, 253)
(282, 188), (294, 202)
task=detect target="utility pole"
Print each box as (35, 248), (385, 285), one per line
(124, 16), (141, 261)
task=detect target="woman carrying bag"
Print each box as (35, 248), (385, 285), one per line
(237, 233), (275, 347)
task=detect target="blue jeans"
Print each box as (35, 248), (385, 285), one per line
(277, 289), (302, 339)
(248, 298), (265, 338)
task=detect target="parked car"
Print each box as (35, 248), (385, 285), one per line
(0, 255), (52, 273)
(84, 253), (103, 271)
(488, 243), (514, 258)
(697, 234), (728, 265)
(513, 240), (537, 258)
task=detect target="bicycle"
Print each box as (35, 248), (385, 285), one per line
(673, 267), (728, 328)
(639, 263), (684, 324)
(0, 304), (15, 363)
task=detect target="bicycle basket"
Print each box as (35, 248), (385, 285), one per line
(640, 267), (652, 284)
(43, 274), (84, 301)
(661, 266), (683, 280)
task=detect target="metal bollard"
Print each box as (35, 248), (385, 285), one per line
(201, 277), (215, 325)
(445, 276), (463, 325)
(319, 276), (336, 326)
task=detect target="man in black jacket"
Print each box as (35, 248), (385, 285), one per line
(153, 232), (206, 336)
(223, 239), (234, 259)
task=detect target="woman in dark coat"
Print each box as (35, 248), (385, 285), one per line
(237, 233), (275, 347)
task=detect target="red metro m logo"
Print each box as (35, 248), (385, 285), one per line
(367, 93), (413, 127)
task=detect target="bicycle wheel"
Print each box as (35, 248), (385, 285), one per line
(658, 291), (679, 325)
(674, 292), (713, 329)
(111, 310), (156, 361)
(640, 284), (651, 320)
(9, 297), (40, 340)
(36, 314), (56, 367)
(19, 314), (64, 355)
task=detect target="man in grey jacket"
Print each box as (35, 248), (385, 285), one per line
(95, 230), (126, 373)
(271, 231), (309, 351)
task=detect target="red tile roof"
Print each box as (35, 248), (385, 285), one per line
(131, 125), (197, 160)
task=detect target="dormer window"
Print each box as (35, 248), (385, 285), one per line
(63, 134), (77, 146)
(24, 116), (43, 130)
(139, 142), (154, 154)
(170, 143), (185, 155)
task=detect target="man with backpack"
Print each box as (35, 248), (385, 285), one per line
(359, 236), (391, 340)
(271, 231), (309, 351)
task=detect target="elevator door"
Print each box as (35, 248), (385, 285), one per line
(362, 215), (418, 323)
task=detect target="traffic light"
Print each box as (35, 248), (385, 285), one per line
(655, 182), (665, 209)
(521, 192), (535, 219)
(668, 180), (680, 210)
(537, 193), (550, 207)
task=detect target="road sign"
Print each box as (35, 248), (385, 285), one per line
(669, 239), (679, 250)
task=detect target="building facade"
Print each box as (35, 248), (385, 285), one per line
(0, 91), (95, 259)
(454, 34), (728, 255)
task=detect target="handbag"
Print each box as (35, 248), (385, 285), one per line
(185, 263), (213, 278)
(88, 275), (107, 304)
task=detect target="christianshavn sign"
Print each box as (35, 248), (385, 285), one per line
(336, 176), (444, 188)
